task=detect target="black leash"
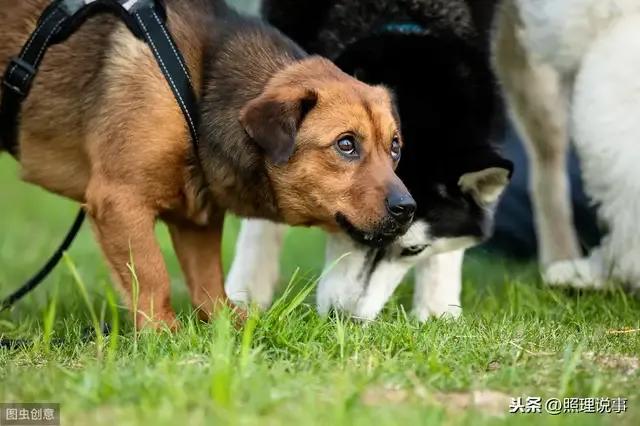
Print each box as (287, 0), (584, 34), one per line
(0, 210), (85, 313)
(0, 0), (199, 313)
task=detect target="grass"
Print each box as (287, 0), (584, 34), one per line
(1, 154), (639, 426)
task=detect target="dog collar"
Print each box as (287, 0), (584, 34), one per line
(377, 22), (428, 36)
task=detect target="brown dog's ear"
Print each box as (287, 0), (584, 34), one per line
(240, 88), (317, 165)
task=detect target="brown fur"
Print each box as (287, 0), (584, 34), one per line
(0, 0), (406, 327)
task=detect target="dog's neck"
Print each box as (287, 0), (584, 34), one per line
(194, 16), (306, 221)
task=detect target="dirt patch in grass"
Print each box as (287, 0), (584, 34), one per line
(361, 386), (511, 417)
(584, 352), (639, 376)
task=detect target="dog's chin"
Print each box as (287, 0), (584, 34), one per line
(335, 213), (408, 248)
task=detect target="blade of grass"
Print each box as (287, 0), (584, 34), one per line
(63, 253), (104, 358)
(104, 283), (120, 363)
(41, 280), (59, 352)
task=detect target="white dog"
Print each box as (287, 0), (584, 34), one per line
(493, 0), (640, 288)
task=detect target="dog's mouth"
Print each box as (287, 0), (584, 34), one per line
(335, 213), (409, 248)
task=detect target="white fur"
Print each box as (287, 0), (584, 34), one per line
(225, 219), (286, 308)
(543, 248), (606, 289)
(412, 250), (465, 320)
(318, 220), (475, 321)
(570, 13), (640, 287)
(504, 0), (640, 288)
(515, 0), (640, 75)
(318, 238), (414, 321)
(316, 232), (378, 315)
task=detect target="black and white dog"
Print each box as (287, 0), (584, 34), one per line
(226, 0), (513, 320)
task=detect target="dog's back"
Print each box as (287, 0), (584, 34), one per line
(263, 0), (499, 56)
(0, 0), (219, 198)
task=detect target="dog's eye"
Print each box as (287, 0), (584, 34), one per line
(391, 136), (401, 161)
(336, 135), (358, 158)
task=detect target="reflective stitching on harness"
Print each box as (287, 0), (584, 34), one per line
(135, 12), (198, 144)
(24, 16), (68, 84)
(6, 11), (60, 82)
(32, 16), (67, 66)
(152, 10), (192, 85)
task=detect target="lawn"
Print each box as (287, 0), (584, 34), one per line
(1, 153), (639, 426)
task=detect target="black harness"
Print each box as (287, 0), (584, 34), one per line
(0, 0), (199, 312)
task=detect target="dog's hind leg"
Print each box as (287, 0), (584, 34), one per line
(493, 0), (581, 272)
(412, 250), (464, 321)
(225, 219), (287, 309)
(570, 14), (640, 289)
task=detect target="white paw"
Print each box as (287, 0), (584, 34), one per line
(350, 301), (384, 322)
(412, 303), (462, 322)
(543, 256), (605, 289)
(226, 261), (279, 309)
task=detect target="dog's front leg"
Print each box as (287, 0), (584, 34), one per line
(493, 2), (581, 268)
(412, 250), (464, 321)
(318, 234), (412, 321)
(226, 219), (287, 309)
(86, 185), (176, 329)
(350, 259), (413, 322)
(168, 212), (237, 321)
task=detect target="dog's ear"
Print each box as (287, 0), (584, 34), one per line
(459, 167), (510, 204)
(240, 87), (318, 165)
(458, 154), (513, 204)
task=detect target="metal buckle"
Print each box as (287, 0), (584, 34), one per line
(2, 58), (36, 98)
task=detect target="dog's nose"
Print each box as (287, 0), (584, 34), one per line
(386, 192), (416, 224)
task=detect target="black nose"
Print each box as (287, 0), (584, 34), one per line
(386, 193), (416, 224)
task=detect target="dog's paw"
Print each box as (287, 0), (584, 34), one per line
(224, 278), (251, 307)
(225, 280), (276, 310)
(543, 256), (605, 289)
(350, 304), (382, 323)
(225, 262), (279, 309)
(412, 303), (462, 323)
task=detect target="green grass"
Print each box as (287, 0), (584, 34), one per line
(1, 155), (639, 426)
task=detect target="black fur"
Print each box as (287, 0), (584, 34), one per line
(262, 0), (511, 243)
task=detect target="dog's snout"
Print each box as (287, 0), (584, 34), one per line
(385, 192), (416, 224)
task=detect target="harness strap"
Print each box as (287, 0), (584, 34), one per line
(0, 6), (68, 155)
(1, 0), (199, 153)
(0, 0), (199, 312)
(132, 4), (199, 146)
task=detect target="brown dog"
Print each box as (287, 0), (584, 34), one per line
(0, 0), (414, 328)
